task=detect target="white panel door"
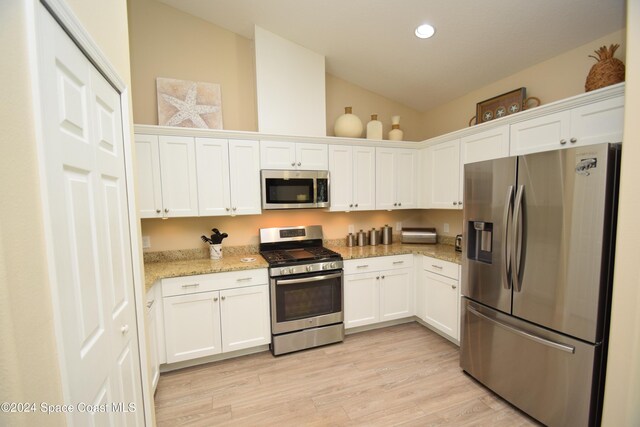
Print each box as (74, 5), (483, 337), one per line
(296, 142), (328, 170)
(375, 148), (396, 210)
(352, 146), (376, 210)
(344, 272), (379, 328)
(37, 7), (143, 425)
(571, 96), (624, 147)
(260, 140), (296, 169)
(220, 285), (270, 352)
(134, 134), (163, 218)
(379, 268), (413, 321)
(395, 149), (418, 209)
(163, 292), (222, 363)
(328, 145), (353, 211)
(196, 138), (231, 216)
(158, 135), (198, 217)
(229, 140), (262, 215)
(428, 140), (461, 209)
(510, 110), (571, 155)
(461, 125), (510, 164)
(424, 271), (459, 341)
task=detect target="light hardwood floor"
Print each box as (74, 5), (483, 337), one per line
(154, 322), (540, 426)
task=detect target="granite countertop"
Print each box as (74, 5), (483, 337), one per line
(143, 243), (461, 292)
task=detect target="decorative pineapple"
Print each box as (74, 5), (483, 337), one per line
(585, 44), (625, 92)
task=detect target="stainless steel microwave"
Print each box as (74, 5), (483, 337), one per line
(261, 170), (330, 209)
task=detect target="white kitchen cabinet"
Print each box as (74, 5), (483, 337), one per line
(328, 145), (375, 211)
(163, 291), (222, 363)
(510, 95), (624, 155)
(134, 134), (199, 218)
(219, 285), (270, 352)
(260, 140), (328, 170)
(424, 139), (463, 209)
(416, 256), (461, 342)
(196, 138), (261, 216)
(344, 255), (414, 329)
(461, 125), (510, 164)
(375, 147), (418, 210)
(145, 286), (161, 392)
(161, 269), (270, 364)
(344, 272), (379, 328)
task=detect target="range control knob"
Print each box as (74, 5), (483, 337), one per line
(306, 265), (313, 272)
(280, 267), (290, 275)
(330, 262), (337, 269)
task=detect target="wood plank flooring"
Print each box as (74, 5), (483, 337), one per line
(154, 323), (541, 426)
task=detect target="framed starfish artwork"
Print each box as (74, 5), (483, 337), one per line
(156, 77), (223, 129)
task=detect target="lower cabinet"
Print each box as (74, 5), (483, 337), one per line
(161, 269), (270, 364)
(416, 256), (461, 342)
(344, 255), (414, 329)
(145, 285), (160, 392)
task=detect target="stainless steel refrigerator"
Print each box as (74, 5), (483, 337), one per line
(460, 143), (620, 427)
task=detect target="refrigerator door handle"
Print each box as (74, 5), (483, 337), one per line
(511, 185), (525, 292)
(467, 306), (575, 354)
(502, 186), (514, 289)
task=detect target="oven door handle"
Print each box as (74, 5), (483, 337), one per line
(276, 272), (342, 285)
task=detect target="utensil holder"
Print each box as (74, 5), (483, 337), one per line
(209, 244), (223, 260)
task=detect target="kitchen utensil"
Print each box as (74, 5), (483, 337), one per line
(381, 224), (393, 245)
(357, 229), (367, 246)
(369, 228), (380, 246)
(201, 235), (213, 244)
(346, 233), (355, 247)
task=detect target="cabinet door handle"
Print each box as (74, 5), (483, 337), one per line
(355, 203), (358, 207)
(226, 207), (230, 211)
(221, 296), (226, 301)
(357, 265), (369, 269)
(458, 201), (462, 206)
(232, 207), (237, 211)
(146, 300), (154, 309)
(297, 162), (301, 166)
(376, 276), (380, 280)
(393, 203), (398, 206)
(453, 201), (458, 206)
(349, 204), (353, 208)
(291, 162), (296, 167)
(398, 202), (402, 207)
(164, 208), (169, 213)
(381, 276), (385, 279)
(431, 264), (443, 269)
(121, 324), (129, 335)
(155, 209), (161, 214)
(560, 139), (567, 145)
(236, 277), (252, 282)
(393, 261), (404, 265)
(451, 285), (457, 289)
(181, 283), (200, 288)
(570, 137), (577, 143)
(213, 297), (218, 302)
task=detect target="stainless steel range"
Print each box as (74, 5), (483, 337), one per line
(259, 225), (344, 356)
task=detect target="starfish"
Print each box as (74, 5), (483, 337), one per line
(161, 83), (219, 128)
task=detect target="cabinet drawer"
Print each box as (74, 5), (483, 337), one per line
(422, 256), (459, 280)
(344, 254), (413, 275)
(162, 268), (268, 297)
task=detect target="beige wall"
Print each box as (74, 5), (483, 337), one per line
(602, 0), (640, 424)
(326, 74), (425, 141)
(0, 1), (138, 426)
(127, 0), (426, 140)
(421, 30), (627, 139)
(142, 210), (436, 251)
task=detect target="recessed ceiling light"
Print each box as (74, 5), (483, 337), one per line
(415, 24), (435, 39)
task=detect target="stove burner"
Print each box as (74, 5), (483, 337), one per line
(260, 246), (341, 266)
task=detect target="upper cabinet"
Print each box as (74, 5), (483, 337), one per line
(328, 145), (375, 211)
(196, 138), (261, 216)
(461, 125), (509, 164)
(375, 147), (418, 210)
(135, 134), (198, 218)
(260, 141), (328, 170)
(510, 96), (624, 155)
(422, 140), (463, 210)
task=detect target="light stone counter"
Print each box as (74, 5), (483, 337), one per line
(143, 243), (460, 292)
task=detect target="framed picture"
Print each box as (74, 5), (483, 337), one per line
(476, 88), (526, 124)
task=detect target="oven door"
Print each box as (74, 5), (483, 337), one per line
(270, 270), (343, 334)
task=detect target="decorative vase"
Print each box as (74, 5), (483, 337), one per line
(585, 44), (625, 92)
(366, 114), (383, 140)
(334, 106), (363, 138)
(388, 115), (404, 141)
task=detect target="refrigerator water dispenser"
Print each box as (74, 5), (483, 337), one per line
(468, 221), (493, 263)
